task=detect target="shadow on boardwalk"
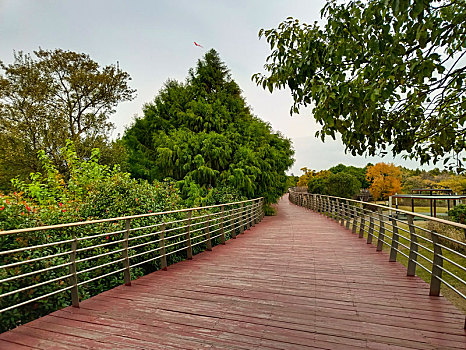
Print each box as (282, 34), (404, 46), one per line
(1, 195), (465, 349)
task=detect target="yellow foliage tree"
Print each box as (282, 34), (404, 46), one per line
(366, 163), (402, 200)
(297, 167), (315, 187)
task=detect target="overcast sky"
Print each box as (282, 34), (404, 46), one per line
(0, 0), (436, 175)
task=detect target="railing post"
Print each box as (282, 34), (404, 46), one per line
(160, 223), (168, 270)
(232, 205), (237, 239)
(253, 200), (258, 225)
(359, 206), (365, 238)
(429, 231), (443, 296)
(69, 235), (79, 308)
(206, 215), (212, 251)
(352, 204), (358, 234)
(335, 199), (339, 221)
(407, 214), (418, 276)
(389, 219), (399, 262)
(186, 210), (193, 259)
(240, 203), (245, 233)
(313, 194), (317, 211)
(261, 198), (265, 220)
(122, 219), (132, 286)
(340, 201), (345, 226)
(345, 200), (351, 229)
(367, 212), (374, 244)
(247, 202), (252, 230)
(220, 206), (226, 244)
(376, 208), (385, 251)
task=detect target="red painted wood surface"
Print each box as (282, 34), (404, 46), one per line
(1, 195), (465, 349)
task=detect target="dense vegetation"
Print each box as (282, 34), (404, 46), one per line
(0, 142), (185, 331)
(124, 49), (294, 208)
(0, 49), (135, 190)
(254, 0), (466, 168)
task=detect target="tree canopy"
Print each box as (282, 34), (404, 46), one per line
(253, 0), (466, 168)
(124, 49), (294, 205)
(0, 49), (136, 188)
(366, 162), (402, 200)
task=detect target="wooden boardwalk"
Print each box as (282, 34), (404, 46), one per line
(1, 196), (465, 349)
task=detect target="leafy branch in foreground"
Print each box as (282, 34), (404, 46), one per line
(253, 0), (466, 168)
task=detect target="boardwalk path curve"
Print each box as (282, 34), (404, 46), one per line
(1, 195), (465, 349)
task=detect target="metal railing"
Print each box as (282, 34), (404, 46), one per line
(289, 190), (466, 307)
(0, 198), (264, 319)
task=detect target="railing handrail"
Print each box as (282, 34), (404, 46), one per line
(301, 192), (466, 231)
(0, 197), (264, 236)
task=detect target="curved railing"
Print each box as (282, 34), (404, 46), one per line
(0, 198), (264, 331)
(289, 190), (466, 309)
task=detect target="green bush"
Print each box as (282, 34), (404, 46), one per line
(0, 142), (185, 332)
(307, 172), (361, 198)
(448, 204), (466, 225)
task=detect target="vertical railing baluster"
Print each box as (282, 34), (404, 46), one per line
(407, 214), (418, 276)
(247, 202), (252, 230)
(359, 206), (365, 239)
(389, 219), (399, 262)
(376, 208), (385, 251)
(340, 201), (345, 226)
(160, 223), (168, 270)
(123, 219), (132, 286)
(186, 210), (193, 259)
(335, 199), (339, 222)
(261, 198), (265, 220)
(430, 231), (443, 296)
(352, 204), (358, 234)
(232, 205), (238, 239)
(367, 212), (374, 244)
(69, 235), (79, 308)
(241, 204), (246, 232)
(220, 206), (226, 244)
(345, 200), (351, 229)
(205, 215), (212, 251)
(240, 203), (245, 233)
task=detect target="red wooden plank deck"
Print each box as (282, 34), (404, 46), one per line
(1, 195), (465, 349)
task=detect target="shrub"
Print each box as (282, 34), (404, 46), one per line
(448, 204), (466, 225)
(0, 142), (184, 332)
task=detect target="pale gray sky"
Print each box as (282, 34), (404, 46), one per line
(0, 0), (435, 175)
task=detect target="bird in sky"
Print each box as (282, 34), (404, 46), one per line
(194, 42), (204, 48)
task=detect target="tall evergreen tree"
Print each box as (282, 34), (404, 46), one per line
(124, 49), (294, 205)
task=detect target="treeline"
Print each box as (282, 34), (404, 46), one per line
(294, 163), (466, 201)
